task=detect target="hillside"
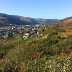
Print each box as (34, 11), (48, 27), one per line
(0, 22), (72, 71)
(59, 17), (72, 24)
(0, 13), (58, 26)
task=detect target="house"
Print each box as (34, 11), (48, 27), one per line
(23, 33), (30, 39)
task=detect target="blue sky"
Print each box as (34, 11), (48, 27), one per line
(0, 0), (72, 19)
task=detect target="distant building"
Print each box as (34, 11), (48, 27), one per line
(23, 33), (30, 38)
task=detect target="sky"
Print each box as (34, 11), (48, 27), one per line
(0, 0), (72, 19)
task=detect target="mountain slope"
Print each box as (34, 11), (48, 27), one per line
(0, 13), (31, 26)
(59, 17), (72, 24)
(0, 13), (58, 26)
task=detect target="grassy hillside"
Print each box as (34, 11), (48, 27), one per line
(0, 24), (72, 72)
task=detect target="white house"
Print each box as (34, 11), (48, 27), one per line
(23, 33), (30, 39)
